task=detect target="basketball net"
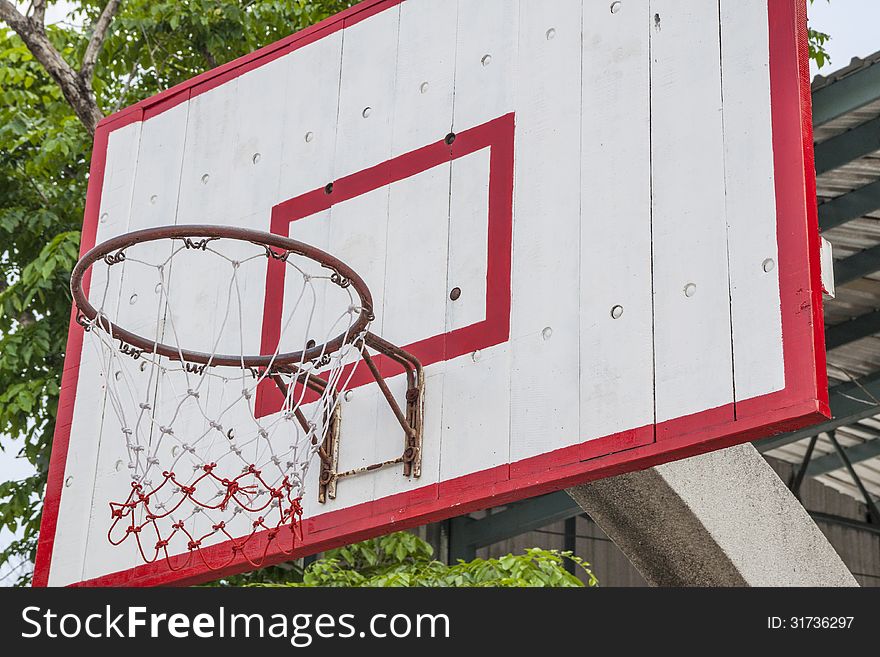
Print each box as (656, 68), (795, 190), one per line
(80, 235), (366, 571)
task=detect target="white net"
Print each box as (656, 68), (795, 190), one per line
(79, 235), (369, 570)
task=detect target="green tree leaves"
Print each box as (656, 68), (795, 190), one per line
(232, 532), (598, 588)
(809, 0), (832, 69)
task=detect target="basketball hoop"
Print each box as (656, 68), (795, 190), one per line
(70, 225), (424, 571)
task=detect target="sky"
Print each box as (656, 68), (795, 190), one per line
(809, 0), (880, 77)
(1, 0), (880, 578)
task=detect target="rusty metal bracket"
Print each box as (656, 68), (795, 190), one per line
(271, 333), (424, 503)
(318, 332), (423, 502)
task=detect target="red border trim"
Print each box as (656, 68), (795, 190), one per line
(255, 113), (514, 416)
(735, 0), (829, 424)
(93, 0), (406, 131)
(34, 0), (828, 587)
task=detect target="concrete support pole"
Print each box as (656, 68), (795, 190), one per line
(566, 443), (858, 586)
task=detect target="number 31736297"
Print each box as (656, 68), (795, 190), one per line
(768, 617), (854, 629)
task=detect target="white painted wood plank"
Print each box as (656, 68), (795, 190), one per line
(325, 10), (401, 345)
(382, 162), (453, 348)
(316, 186), (393, 510)
(49, 124), (144, 586)
(173, 77), (247, 354)
(172, 56), (289, 360)
(372, 149), (457, 499)
(334, 6), (401, 178)
(452, 0), (518, 131)
(177, 71), (283, 387)
(144, 112), (237, 541)
(328, 188), (390, 337)
(391, 0), (457, 156)
(228, 56), (289, 224)
(127, 104), (191, 233)
(277, 209), (335, 357)
(439, 345), (510, 480)
(578, 0), (656, 440)
(509, 0), (582, 462)
(96, 123), (144, 242)
(445, 0), (516, 334)
(651, 0), (734, 422)
(372, 165), (452, 501)
(318, 5), (460, 498)
(177, 86), (237, 224)
(318, 9), (402, 510)
(445, 149), (490, 333)
(85, 121), (145, 329)
(277, 31), (345, 203)
(116, 104), (191, 338)
(49, 352), (125, 584)
(86, 123), (144, 316)
(377, 3), (457, 513)
(220, 58), (293, 358)
(81, 104), (191, 581)
(436, 0), (518, 482)
(720, 0), (785, 402)
(371, 366), (445, 502)
(276, 33), (345, 358)
(80, 347), (165, 580)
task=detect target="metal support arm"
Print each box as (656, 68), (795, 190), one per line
(272, 333), (424, 503)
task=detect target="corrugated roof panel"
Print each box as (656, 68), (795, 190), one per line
(817, 157), (880, 199)
(814, 100), (880, 141)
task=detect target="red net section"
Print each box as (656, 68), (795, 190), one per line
(108, 464), (304, 571)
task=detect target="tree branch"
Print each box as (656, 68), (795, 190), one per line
(112, 49), (141, 113)
(80, 0), (122, 84)
(199, 44), (218, 70)
(16, 162), (51, 206)
(31, 0), (45, 28)
(0, 0), (33, 33)
(0, 0), (103, 135)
